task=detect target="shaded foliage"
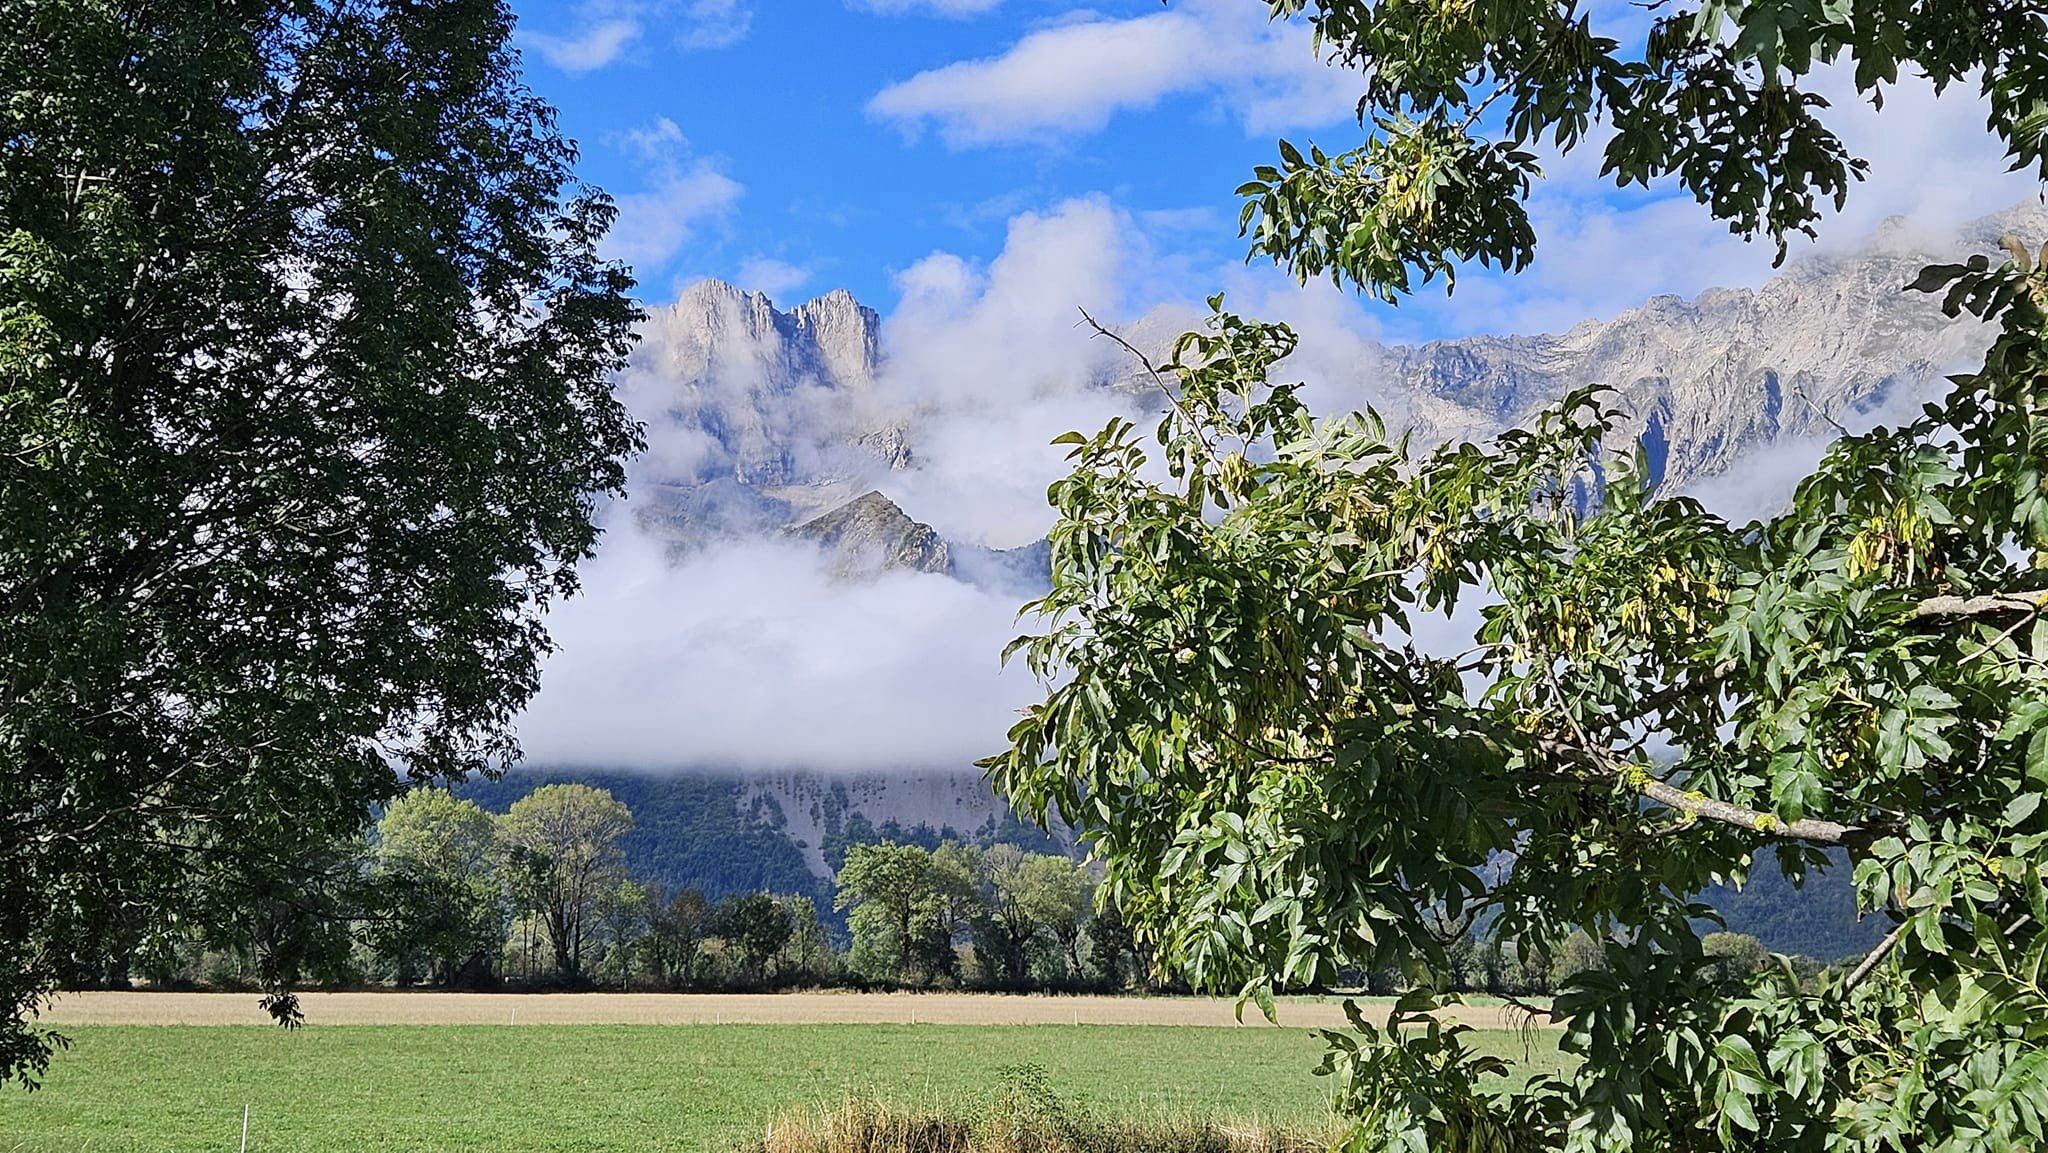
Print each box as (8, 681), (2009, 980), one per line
(0, 0), (639, 1084)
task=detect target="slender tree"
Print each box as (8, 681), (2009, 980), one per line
(497, 785), (632, 981)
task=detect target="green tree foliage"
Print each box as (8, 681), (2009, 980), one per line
(497, 784), (633, 982)
(0, 0), (639, 1083)
(988, 2), (2048, 1148)
(594, 880), (650, 987)
(711, 891), (795, 983)
(838, 842), (946, 984)
(644, 886), (713, 988)
(1237, 0), (2048, 300)
(972, 845), (1048, 988)
(782, 895), (834, 983)
(367, 791), (504, 987)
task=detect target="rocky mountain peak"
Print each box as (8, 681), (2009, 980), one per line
(788, 288), (880, 391)
(646, 280), (881, 392)
(787, 490), (951, 580)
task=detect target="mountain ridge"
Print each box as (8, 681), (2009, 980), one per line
(633, 200), (2041, 576)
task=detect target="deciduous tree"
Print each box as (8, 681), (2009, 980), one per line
(0, 0), (639, 1083)
(497, 784), (632, 982)
(368, 790), (503, 987)
(990, 1), (2048, 1147)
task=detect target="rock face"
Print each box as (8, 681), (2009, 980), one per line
(1354, 210), (2028, 491)
(787, 491), (951, 579)
(627, 200), (2044, 571)
(624, 281), (908, 540)
(738, 770), (1034, 878)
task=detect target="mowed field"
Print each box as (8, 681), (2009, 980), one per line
(0, 996), (1564, 1153)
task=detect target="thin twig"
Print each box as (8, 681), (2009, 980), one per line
(1843, 920), (1909, 992)
(1955, 604), (2043, 668)
(1075, 308), (1231, 485)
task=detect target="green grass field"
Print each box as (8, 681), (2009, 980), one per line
(0, 1024), (1563, 1152)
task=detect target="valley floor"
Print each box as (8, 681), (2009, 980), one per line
(0, 1022), (1566, 1152)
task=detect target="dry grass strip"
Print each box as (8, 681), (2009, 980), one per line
(40, 990), (1544, 1030)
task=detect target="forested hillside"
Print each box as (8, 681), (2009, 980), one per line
(461, 770), (1065, 899)
(464, 769), (1872, 962)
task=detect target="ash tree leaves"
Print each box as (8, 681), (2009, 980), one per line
(0, 0), (641, 1085)
(1237, 0), (2048, 296)
(988, 2), (2048, 1149)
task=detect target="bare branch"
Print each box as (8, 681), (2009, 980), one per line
(1075, 308), (1232, 489)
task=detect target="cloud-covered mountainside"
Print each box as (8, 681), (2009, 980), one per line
(626, 201), (2036, 576)
(508, 200), (2039, 956)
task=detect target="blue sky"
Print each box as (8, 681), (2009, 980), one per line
(507, 0), (2038, 344)
(515, 2), (1316, 312)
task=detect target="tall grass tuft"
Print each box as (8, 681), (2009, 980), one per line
(739, 1065), (1332, 1153)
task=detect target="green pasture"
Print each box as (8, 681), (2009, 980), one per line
(0, 1023), (1563, 1152)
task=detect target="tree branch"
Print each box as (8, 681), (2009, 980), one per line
(1534, 736), (1864, 846)
(1907, 589), (2048, 620)
(1842, 920), (1909, 992)
(1075, 308), (1233, 491)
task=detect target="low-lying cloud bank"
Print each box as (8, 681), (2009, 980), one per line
(518, 527), (1040, 772)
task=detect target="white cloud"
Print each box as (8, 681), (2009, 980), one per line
(606, 170), (744, 271)
(866, 0), (1358, 146)
(878, 197), (1150, 544)
(522, 18), (641, 74)
(518, 529), (1038, 772)
(734, 256), (813, 299)
(520, 1), (750, 73)
(676, 0), (752, 50)
(851, 0), (1003, 15)
(601, 120), (745, 276)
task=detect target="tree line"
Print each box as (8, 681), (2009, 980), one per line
(76, 783), (1166, 995)
(69, 779), (1800, 1001)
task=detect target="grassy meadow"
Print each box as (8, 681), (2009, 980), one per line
(0, 1022), (1564, 1152)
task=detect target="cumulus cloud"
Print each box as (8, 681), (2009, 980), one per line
(876, 197), (1154, 544)
(521, 18), (641, 73)
(734, 256), (813, 299)
(866, 0), (1358, 146)
(600, 118), (744, 276)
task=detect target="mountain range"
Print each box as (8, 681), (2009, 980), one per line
(621, 202), (2039, 579)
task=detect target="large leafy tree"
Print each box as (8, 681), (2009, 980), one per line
(367, 790), (504, 987)
(989, 1), (2048, 1149)
(0, 0), (640, 1084)
(497, 783), (633, 981)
